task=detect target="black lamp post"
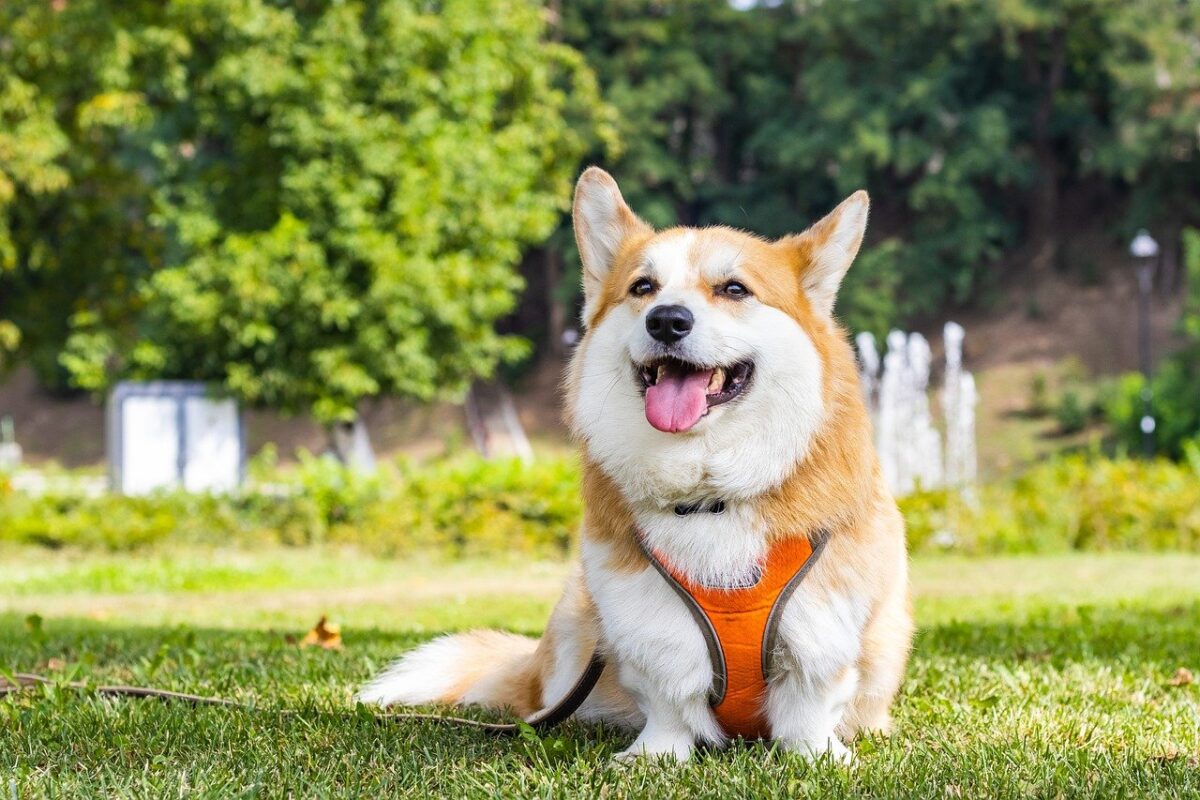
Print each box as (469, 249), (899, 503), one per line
(1129, 230), (1159, 458)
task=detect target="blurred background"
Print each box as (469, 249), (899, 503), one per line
(1, 0), (1199, 551)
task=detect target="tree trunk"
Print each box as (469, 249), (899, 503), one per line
(1021, 27), (1068, 281)
(1026, 149), (1060, 277)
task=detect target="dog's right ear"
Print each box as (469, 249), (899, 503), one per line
(573, 167), (651, 322)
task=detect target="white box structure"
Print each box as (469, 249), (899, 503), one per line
(108, 382), (244, 494)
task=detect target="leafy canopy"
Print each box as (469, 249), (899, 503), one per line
(1, 0), (609, 421)
(561, 0), (1200, 335)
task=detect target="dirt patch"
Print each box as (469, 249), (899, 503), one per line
(945, 271), (1184, 376)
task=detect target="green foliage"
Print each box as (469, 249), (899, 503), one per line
(0, 72), (71, 358)
(1104, 229), (1200, 457)
(0, 2), (167, 386)
(4, 452), (1198, 557)
(4, 0), (1200, 380)
(0, 0), (608, 416)
(560, 0), (1200, 333)
(0, 454), (582, 557)
(1028, 372), (1051, 417)
(1054, 390), (1088, 434)
(1182, 228), (1200, 341)
(338, 455), (581, 556)
(902, 454), (1200, 554)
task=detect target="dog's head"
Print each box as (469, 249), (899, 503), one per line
(567, 167), (869, 505)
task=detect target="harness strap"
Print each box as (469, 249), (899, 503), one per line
(522, 650), (606, 731)
(635, 528), (830, 740)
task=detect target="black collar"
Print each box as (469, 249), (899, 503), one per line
(674, 499), (727, 517)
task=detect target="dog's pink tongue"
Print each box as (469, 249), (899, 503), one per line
(645, 367), (713, 433)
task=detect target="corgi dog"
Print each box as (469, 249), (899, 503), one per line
(359, 167), (912, 762)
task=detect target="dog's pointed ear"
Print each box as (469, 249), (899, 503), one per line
(777, 191), (870, 318)
(573, 167), (651, 318)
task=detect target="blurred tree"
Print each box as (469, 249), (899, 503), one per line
(1087, 0), (1200, 282)
(559, 0), (1200, 335)
(1, 0), (610, 429)
(558, 0), (1024, 334)
(4, 0), (1199, 395)
(0, 2), (166, 388)
(0, 74), (70, 358)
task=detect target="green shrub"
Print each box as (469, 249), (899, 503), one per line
(1054, 390), (1088, 434)
(0, 454), (581, 557)
(326, 456), (581, 557)
(901, 454), (1200, 555)
(2, 453), (1198, 557)
(1105, 362), (1200, 460)
(1028, 372), (1051, 417)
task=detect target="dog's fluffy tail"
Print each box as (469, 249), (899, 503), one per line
(356, 630), (543, 715)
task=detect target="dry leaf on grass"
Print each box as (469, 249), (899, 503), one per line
(1166, 667), (1193, 687)
(45, 658), (67, 671)
(299, 616), (343, 650)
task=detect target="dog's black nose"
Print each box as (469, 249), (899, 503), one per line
(645, 304), (694, 344)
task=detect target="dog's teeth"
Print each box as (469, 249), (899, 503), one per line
(707, 368), (725, 394)
(656, 365), (665, 383)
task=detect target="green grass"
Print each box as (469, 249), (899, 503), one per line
(2, 548), (1199, 798)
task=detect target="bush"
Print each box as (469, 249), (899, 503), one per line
(1028, 372), (1051, 417)
(0, 454), (581, 558)
(902, 454), (1200, 555)
(2, 453), (1198, 558)
(1054, 390), (1088, 434)
(1105, 362), (1200, 460)
(326, 456), (581, 557)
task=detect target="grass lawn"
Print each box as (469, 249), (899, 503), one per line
(2, 547), (1199, 798)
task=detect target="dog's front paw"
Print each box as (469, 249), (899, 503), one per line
(778, 734), (854, 766)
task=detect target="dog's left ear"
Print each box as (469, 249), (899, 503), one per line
(573, 167), (651, 322)
(777, 191), (870, 318)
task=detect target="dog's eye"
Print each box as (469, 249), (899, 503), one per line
(719, 281), (751, 299)
(629, 278), (655, 297)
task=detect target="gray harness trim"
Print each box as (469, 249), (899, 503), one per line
(634, 531), (729, 705)
(761, 529), (831, 679)
(633, 528), (830, 707)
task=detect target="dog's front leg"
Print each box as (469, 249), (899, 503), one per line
(767, 585), (868, 763)
(583, 540), (722, 763)
(766, 664), (857, 762)
(613, 672), (710, 762)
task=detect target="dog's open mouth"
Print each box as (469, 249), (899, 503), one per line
(635, 357), (754, 433)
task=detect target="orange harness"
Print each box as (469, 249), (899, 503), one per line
(635, 529), (829, 740)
